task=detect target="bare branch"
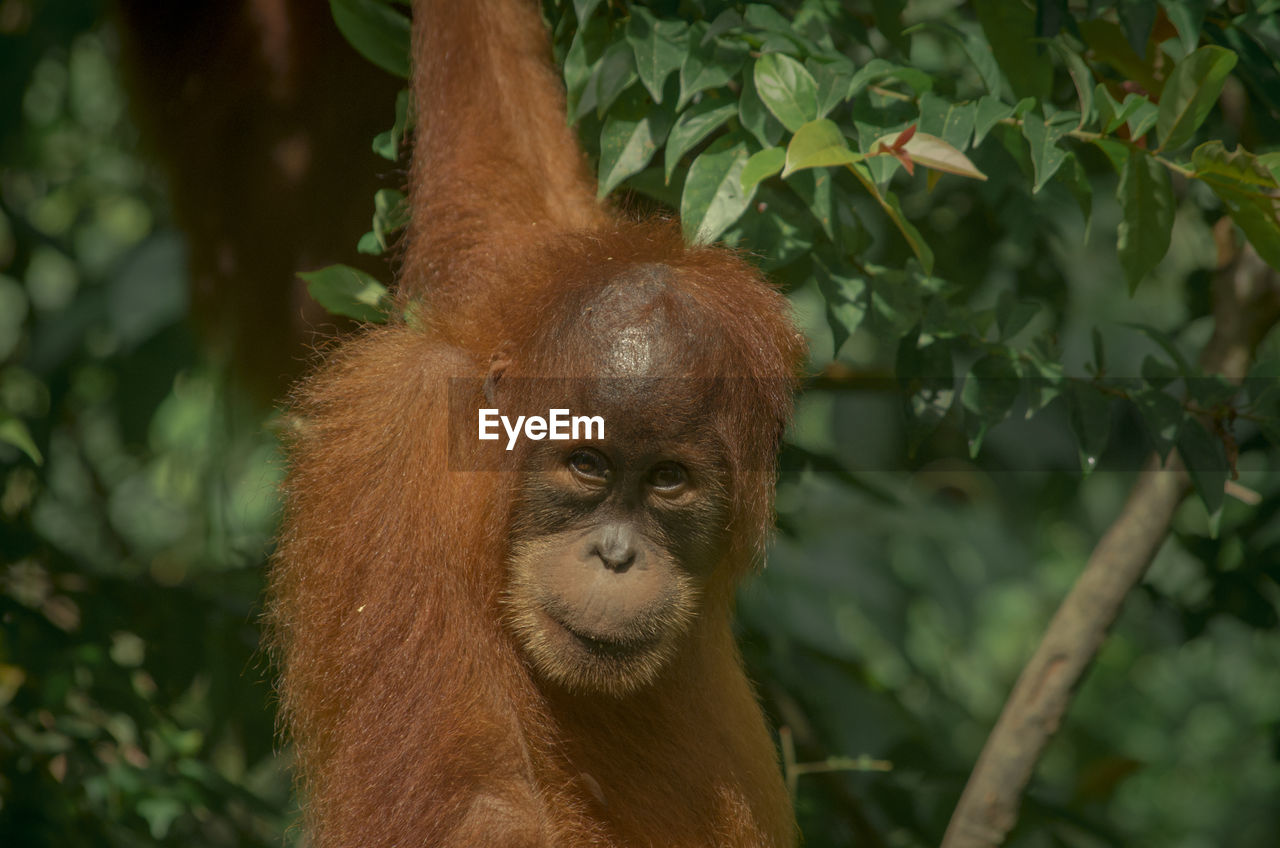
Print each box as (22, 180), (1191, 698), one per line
(940, 226), (1280, 848)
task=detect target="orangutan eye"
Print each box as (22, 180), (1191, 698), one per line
(568, 449), (609, 482)
(648, 462), (687, 492)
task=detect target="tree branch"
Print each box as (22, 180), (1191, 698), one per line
(940, 225), (1280, 848)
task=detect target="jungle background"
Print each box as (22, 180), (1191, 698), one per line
(2, 1), (1279, 846)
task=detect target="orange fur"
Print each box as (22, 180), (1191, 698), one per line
(268, 1), (804, 845)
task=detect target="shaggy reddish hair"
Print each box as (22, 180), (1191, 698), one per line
(267, 1), (804, 845)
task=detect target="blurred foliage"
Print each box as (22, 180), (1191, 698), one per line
(533, 0), (1280, 845)
(4, 1), (1280, 848)
(0, 2), (292, 845)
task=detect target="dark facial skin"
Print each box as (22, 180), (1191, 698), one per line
(498, 263), (744, 695)
(504, 415), (731, 696)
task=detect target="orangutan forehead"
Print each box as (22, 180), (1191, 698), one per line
(576, 263), (702, 380)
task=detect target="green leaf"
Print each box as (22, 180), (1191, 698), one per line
(1054, 152), (1093, 236)
(664, 99), (736, 184)
(874, 66), (934, 97)
(912, 20), (1005, 97)
(1155, 45), (1237, 152)
(897, 332), (955, 455)
(1259, 410), (1280, 450)
(809, 56), (856, 118)
(300, 265), (391, 323)
(847, 163), (934, 274)
(1091, 326), (1107, 374)
(1159, 0), (1207, 55)
(598, 92), (674, 197)
(846, 58), (898, 100)
(783, 119), (862, 176)
(989, 121), (1033, 183)
(372, 188), (409, 250)
(0, 412), (42, 464)
(1066, 381), (1113, 474)
(788, 169), (837, 240)
(1037, 0), (1068, 38)
(1192, 140), (1280, 188)
(681, 135), (755, 245)
(573, 0), (604, 22)
(743, 3), (794, 34)
(870, 0), (907, 50)
(957, 23), (1005, 96)
(1090, 137), (1130, 173)
(1094, 84), (1124, 131)
(741, 147), (785, 193)
(589, 40), (639, 118)
(1126, 322), (1194, 376)
(1021, 344), (1064, 416)
(995, 290), (1038, 341)
(918, 92), (976, 151)
(625, 8), (688, 104)
(1117, 0), (1158, 58)
(679, 26), (748, 109)
(371, 89), (411, 161)
(1052, 42), (1094, 126)
(862, 267), (923, 336)
(702, 9), (744, 43)
(564, 14), (610, 119)
(962, 353), (1020, 454)
(1116, 150), (1175, 292)
(973, 94), (1015, 146)
(138, 797), (183, 841)
(1259, 151), (1280, 184)
(1204, 183), (1280, 271)
(1021, 108), (1078, 192)
(1177, 416), (1228, 522)
(739, 63), (786, 148)
(754, 53), (820, 133)
(1134, 386), (1183, 458)
(329, 0), (410, 78)
(815, 259), (866, 354)
(1249, 360), (1280, 445)
(1141, 354), (1180, 388)
(1095, 86), (1155, 135)
(722, 187), (816, 270)
(1186, 374), (1240, 409)
(974, 0), (1052, 100)
(1078, 18), (1163, 97)
(1192, 143), (1280, 268)
(1129, 100), (1161, 141)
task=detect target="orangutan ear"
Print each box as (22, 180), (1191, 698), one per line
(483, 352), (510, 406)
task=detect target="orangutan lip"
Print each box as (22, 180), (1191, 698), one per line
(549, 613), (655, 658)
(571, 629), (644, 658)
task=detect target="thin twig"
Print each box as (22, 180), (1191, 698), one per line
(790, 755), (893, 777)
(779, 725), (893, 799)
